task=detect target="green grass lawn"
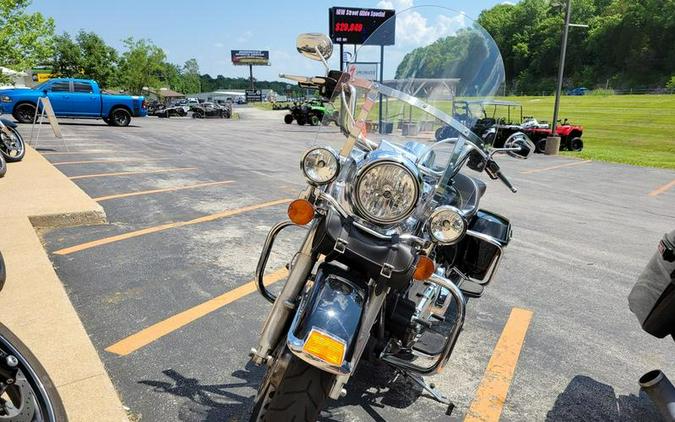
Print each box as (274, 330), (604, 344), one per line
(257, 94), (675, 169)
(499, 95), (675, 169)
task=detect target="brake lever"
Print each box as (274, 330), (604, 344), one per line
(485, 159), (518, 193)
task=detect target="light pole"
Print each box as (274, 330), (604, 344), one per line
(545, 0), (588, 155)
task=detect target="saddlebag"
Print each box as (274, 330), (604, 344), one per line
(629, 230), (675, 339)
(454, 209), (511, 283)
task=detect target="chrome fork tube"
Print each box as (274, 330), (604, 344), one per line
(251, 221), (319, 365)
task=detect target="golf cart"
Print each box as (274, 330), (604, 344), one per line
(435, 99), (523, 144)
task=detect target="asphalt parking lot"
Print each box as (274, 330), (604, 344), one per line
(25, 106), (675, 421)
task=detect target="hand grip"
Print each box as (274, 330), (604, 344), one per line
(496, 170), (518, 193)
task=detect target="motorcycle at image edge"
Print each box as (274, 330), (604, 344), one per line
(629, 230), (675, 421)
(0, 252), (68, 421)
(247, 7), (536, 421)
(0, 116), (26, 164)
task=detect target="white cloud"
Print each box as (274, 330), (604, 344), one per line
(236, 30), (253, 44)
(501, 1), (516, 4)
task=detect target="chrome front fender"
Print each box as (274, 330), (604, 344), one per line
(287, 264), (366, 376)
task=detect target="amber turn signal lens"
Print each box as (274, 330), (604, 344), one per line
(303, 329), (346, 366)
(288, 199), (315, 225)
(414, 255), (435, 280)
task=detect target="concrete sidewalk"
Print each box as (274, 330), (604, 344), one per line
(0, 146), (128, 421)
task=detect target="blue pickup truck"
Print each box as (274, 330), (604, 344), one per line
(0, 78), (147, 126)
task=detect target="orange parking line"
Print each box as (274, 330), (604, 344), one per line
(464, 308), (533, 422)
(648, 179), (675, 197)
(520, 160), (592, 175)
(41, 150), (128, 155)
(94, 180), (234, 202)
(53, 198), (292, 255)
(105, 268), (288, 356)
(69, 167), (196, 180)
(54, 158), (170, 166)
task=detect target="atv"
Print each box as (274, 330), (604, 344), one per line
(520, 118), (584, 152)
(283, 99), (338, 126)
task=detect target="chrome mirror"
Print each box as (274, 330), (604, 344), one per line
(504, 132), (535, 159)
(296, 33), (333, 62)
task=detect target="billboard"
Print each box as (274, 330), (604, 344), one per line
(231, 50), (270, 66)
(329, 7), (395, 45)
(245, 89), (262, 102)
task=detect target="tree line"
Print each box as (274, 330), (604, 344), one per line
(477, 0), (675, 93)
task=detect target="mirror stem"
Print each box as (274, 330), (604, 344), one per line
(315, 46), (330, 73)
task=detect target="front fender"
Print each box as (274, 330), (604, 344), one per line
(287, 263), (366, 375)
(0, 118), (17, 128)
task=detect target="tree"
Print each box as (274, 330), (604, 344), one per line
(0, 0), (54, 81)
(117, 38), (166, 94)
(181, 58), (201, 94)
(51, 33), (81, 77)
(75, 31), (118, 88)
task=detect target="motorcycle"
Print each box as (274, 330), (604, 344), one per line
(0, 116), (25, 163)
(629, 230), (675, 421)
(247, 7), (535, 421)
(0, 252), (68, 421)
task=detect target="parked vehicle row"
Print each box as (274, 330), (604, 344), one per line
(0, 78), (147, 127)
(435, 99), (585, 153)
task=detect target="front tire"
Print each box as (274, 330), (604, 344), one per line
(569, 137), (583, 152)
(0, 155), (6, 178)
(0, 126), (25, 162)
(284, 114), (293, 124)
(0, 323), (68, 421)
(250, 350), (334, 422)
(535, 138), (547, 153)
(108, 108), (131, 127)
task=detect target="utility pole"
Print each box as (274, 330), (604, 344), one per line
(249, 64), (254, 90)
(545, 0), (572, 155)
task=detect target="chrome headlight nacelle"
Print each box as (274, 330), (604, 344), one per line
(301, 146), (340, 185)
(428, 205), (466, 244)
(352, 151), (421, 225)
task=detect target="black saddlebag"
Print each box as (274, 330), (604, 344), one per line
(628, 230), (675, 339)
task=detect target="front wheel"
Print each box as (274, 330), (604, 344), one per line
(569, 137), (583, 152)
(0, 323), (68, 421)
(250, 350), (334, 422)
(284, 114), (293, 124)
(0, 126), (25, 162)
(0, 155), (6, 178)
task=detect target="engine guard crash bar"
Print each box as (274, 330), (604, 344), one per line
(381, 273), (466, 375)
(255, 220), (308, 303)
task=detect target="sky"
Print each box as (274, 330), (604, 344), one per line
(28, 0), (515, 83)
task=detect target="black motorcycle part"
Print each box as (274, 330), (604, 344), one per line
(291, 263), (366, 363)
(0, 118), (17, 128)
(629, 230), (675, 339)
(453, 210), (511, 282)
(0, 251), (5, 291)
(386, 295), (417, 340)
(0, 323), (68, 421)
(313, 210), (417, 291)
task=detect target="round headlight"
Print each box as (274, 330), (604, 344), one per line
(429, 206), (466, 244)
(301, 147), (340, 185)
(354, 161), (419, 225)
